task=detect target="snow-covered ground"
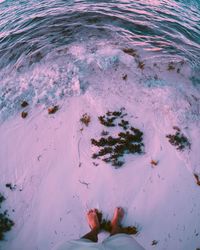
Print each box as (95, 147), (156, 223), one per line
(0, 43), (200, 250)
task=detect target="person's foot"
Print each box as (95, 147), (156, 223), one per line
(110, 207), (124, 235)
(111, 207), (124, 227)
(87, 209), (100, 232)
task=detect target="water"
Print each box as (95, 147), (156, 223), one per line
(0, 0), (200, 120)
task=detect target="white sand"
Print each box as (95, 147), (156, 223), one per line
(0, 44), (200, 250)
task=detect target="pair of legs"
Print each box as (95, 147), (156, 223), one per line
(82, 207), (124, 243)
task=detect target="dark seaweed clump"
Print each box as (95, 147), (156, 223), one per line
(92, 109), (144, 167)
(166, 130), (191, 151)
(122, 48), (138, 57)
(0, 193), (14, 240)
(0, 194), (5, 204)
(21, 111), (28, 119)
(48, 105), (59, 114)
(21, 101), (29, 108)
(167, 62), (176, 71)
(152, 240), (158, 246)
(98, 110), (124, 127)
(5, 183), (16, 191)
(80, 113), (91, 126)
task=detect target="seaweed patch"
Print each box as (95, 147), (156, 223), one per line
(5, 183), (17, 191)
(21, 101), (29, 108)
(0, 193), (14, 240)
(151, 160), (159, 167)
(122, 48), (138, 58)
(122, 74), (127, 80)
(167, 62), (176, 71)
(48, 105), (59, 114)
(152, 240), (158, 246)
(91, 108), (144, 167)
(80, 113), (91, 127)
(138, 61), (145, 70)
(21, 111), (28, 119)
(166, 128), (190, 151)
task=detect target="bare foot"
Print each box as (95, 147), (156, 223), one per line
(110, 207), (124, 235)
(111, 207), (124, 227)
(87, 209), (100, 232)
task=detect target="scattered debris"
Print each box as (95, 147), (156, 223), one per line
(122, 74), (127, 80)
(152, 240), (158, 246)
(167, 62), (175, 71)
(138, 61), (145, 70)
(166, 129), (191, 151)
(0, 193), (14, 240)
(5, 183), (16, 191)
(80, 113), (91, 126)
(21, 111), (28, 119)
(194, 174), (200, 186)
(92, 162), (99, 166)
(48, 105), (59, 114)
(21, 101), (29, 108)
(151, 160), (158, 166)
(122, 48), (138, 57)
(172, 126), (181, 132)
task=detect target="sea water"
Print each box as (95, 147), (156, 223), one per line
(0, 0), (199, 121)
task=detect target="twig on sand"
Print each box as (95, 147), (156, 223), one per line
(79, 180), (90, 189)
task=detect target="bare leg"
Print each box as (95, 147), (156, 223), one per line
(110, 207), (124, 236)
(82, 209), (100, 242)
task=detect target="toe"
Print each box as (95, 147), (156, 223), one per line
(94, 208), (99, 214)
(88, 209), (93, 215)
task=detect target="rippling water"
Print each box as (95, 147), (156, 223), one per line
(0, 0), (199, 120)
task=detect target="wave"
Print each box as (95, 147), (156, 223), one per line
(0, 0), (199, 121)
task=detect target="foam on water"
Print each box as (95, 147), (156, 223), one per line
(0, 36), (199, 123)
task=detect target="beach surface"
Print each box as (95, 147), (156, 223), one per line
(1, 49), (200, 250)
